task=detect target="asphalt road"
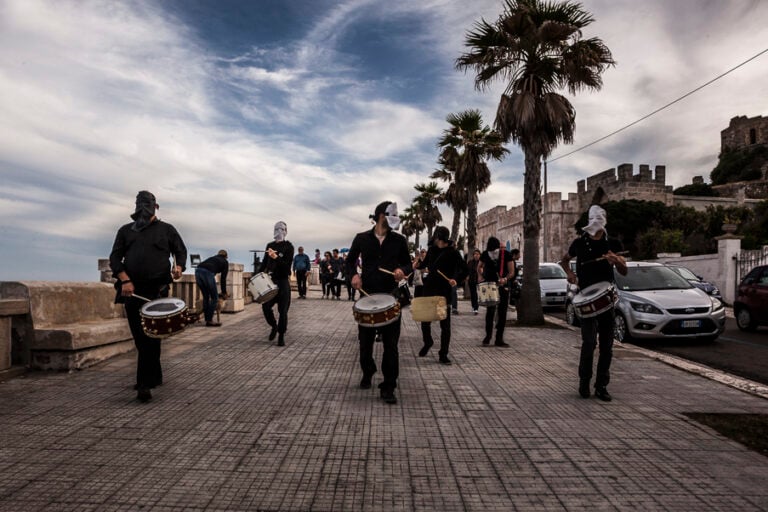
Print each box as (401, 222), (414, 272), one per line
(548, 309), (768, 386)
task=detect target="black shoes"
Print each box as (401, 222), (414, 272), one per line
(136, 388), (152, 403)
(418, 339), (434, 357)
(439, 355), (452, 365)
(579, 380), (591, 399)
(360, 374), (373, 389)
(494, 341), (510, 347)
(268, 327), (278, 341)
(481, 335), (491, 346)
(277, 334), (285, 347)
(380, 388), (397, 404)
(594, 387), (612, 402)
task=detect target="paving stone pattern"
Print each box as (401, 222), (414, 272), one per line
(1, 289), (768, 511)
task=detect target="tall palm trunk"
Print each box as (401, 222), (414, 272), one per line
(518, 149), (544, 325)
(450, 208), (461, 242)
(414, 230), (421, 251)
(466, 192), (478, 254)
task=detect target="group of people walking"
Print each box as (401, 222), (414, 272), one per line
(111, 191), (626, 406)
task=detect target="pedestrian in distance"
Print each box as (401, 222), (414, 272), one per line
(293, 246), (311, 299)
(259, 221), (294, 346)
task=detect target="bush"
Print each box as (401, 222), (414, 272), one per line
(711, 146), (768, 185)
(673, 183), (718, 196)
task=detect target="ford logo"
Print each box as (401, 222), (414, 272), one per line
(685, 308), (694, 313)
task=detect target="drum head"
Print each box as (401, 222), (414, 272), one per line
(572, 282), (611, 304)
(353, 294), (396, 313)
(140, 298), (186, 317)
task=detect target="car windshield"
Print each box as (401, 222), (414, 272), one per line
(539, 265), (566, 279)
(615, 265), (693, 291)
(670, 266), (698, 281)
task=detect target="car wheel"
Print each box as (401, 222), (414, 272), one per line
(735, 307), (757, 332)
(614, 313), (630, 342)
(565, 302), (580, 327)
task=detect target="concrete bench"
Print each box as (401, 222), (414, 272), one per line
(0, 281), (133, 371)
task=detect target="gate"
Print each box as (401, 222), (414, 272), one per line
(735, 246), (768, 285)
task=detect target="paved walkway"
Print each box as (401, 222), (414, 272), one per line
(1, 289), (768, 511)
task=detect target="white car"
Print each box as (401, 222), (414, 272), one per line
(613, 262), (726, 342)
(539, 263), (568, 308)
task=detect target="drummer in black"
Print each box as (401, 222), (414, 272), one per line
(259, 221), (294, 346)
(479, 237), (518, 347)
(415, 226), (468, 364)
(110, 191), (187, 403)
(347, 201), (411, 404)
(560, 205), (627, 402)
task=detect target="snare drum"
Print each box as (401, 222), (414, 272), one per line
(477, 282), (499, 307)
(248, 272), (279, 304)
(353, 294), (401, 327)
(411, 296), (447, 322)
(140, 297), (200, 338)
(571, 281), (617, 319)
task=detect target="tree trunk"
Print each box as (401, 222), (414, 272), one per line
(450, 208), (461, 242)
(466, 193), (478, 255)
(517, 149), (545, 326)
(414, 230), (421, 251)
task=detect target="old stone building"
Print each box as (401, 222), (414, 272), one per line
(721, 115), (768, 153)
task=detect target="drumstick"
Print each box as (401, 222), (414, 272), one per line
(379, 268), (412, 279)
(582, 251), (630, 265)
(130, 294), (152, 302)
(437, 270), (453, 283)
(359, 288), (370, 297)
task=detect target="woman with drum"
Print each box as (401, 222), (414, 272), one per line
(414, 226), (468, 365)
(479, 238), (519, 347)
(347, 201), (411, 405)
(560, 205), (627, 402)
(110, 191), (187, 403)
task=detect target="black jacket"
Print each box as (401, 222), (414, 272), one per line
(480, 250), (515, 284)
(110, 219), (187, 284)
(346, 228), (411, 294)
(197, 255), (229, 295)
(418, 245), (468, 299)
(568, 233), (623, 289)
(259, 240), (294, 280)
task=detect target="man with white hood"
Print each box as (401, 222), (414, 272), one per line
(259, 221), (294, 346)
(560, 205), (627, 402)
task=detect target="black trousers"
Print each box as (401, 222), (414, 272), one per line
(421, 306), (452, 356)
(320, 275), (331, 296)
(579, 308), (615, 388)
(469, 281), (479, 311)
(262, 278), (291, 334)
(359, 317), (401, 391)
(124, 283), (166, 390)
(295, 270), (308, 297)
(330, 279), (342, 298)
(485, 287), (510, 343)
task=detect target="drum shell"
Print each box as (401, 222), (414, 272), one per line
(249, 272), (279, 304)
(411, 296), (447, 322)
(572, 282), (617, 319)
(477, 282), (500, 307)
(353, 294), (401, 327)
(140, 298), (199, 338)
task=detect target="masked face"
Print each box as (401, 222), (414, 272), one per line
(274, 221), (287, 241)
(384, 202), (400, 230)
(583, 205), (607, 237)
(490, 249), (500, 260)
(130, 191), (157, 232)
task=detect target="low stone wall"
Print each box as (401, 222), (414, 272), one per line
(0, 281), (132, 371)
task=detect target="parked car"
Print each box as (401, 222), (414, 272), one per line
(613, 262), (725, 342)
(734, 264), (768, 331)
(538, 263), (568, 308)
(666, 265), (722, 300)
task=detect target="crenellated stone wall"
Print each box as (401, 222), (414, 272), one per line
(721, 115), (768, 152)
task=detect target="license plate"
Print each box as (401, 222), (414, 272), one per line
(681, 320), (701, 328)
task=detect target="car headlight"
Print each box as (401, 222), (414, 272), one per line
(710, 296), (724, 311)
(711, 287), (720, 296)
(630, 301), (663, 314)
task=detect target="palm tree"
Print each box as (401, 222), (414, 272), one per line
(402, 204), (425, 250)
(430, 157), (469, 243)
(456, 0), (614, 325)
(438, 109), (507, 255)
(413, 182), (443, 240)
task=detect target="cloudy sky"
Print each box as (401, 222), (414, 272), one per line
(1, 0), (767, 281)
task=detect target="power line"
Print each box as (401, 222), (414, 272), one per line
(548, 47), (768, 163)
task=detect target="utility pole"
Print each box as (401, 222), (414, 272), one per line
(542, 159), (548, 262)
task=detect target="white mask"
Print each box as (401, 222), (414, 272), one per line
(490, 249), (500, 260)
(583, 205), (607, 237)
(273, 221), (287, 242)
(385, 202), (400, 230)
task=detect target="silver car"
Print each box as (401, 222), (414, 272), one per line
(613, 262), (726, 342)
